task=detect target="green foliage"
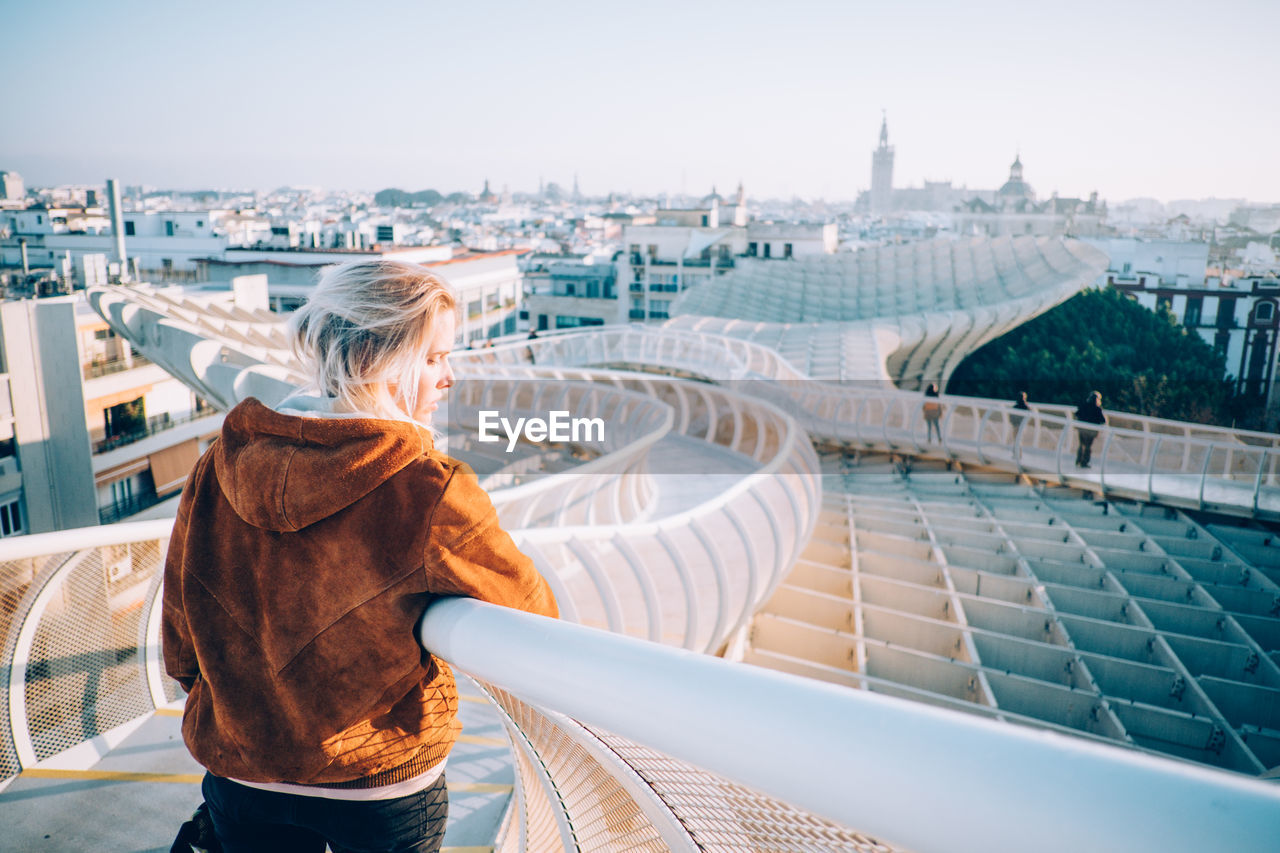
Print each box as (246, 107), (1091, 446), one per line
(947, 287), (1239, 425)
(373, 188), (444, 207)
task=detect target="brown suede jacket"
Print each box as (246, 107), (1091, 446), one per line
(163, 397), (557, 787)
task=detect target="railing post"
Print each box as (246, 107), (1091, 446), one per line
(1147, 436), (1162, 503)
(976, 406), (997, 466)
(1098, 428), (1114, 491)
(1055, 414), (1071, 483)
(1252, 448), (1266, 515)
(1198, 443), (1214, 511)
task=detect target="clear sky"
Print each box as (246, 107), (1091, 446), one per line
(3, 0), (1278, 203)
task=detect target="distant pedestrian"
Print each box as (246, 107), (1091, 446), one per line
(1009, 390), (1030, 440)
(922, 383), (943, 443)
(1074, 390), (1107, 468)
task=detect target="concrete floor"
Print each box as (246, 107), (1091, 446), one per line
(0, 674), (513, 853)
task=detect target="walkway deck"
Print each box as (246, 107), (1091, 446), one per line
(0, 675), (514, 852)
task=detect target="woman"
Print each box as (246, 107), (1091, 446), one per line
(922, 382), (943, 443)
(163, 259), (557, 852)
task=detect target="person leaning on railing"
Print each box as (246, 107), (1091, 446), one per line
(162, 259), (558, 853)
(1074, 390), (1107, 469)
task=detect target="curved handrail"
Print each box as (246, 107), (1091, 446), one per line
(420, 597), (1280, 853)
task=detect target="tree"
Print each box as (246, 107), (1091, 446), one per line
(374, 188), (413, 207)
(947, 287), (1240, 426)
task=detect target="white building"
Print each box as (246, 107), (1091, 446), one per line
(954, 156), (1106, 237)
(1, 208), (233, 279)
(620, 203), (838, 323)
(0, 171), (24, 207)
(0, 292), (224, 534)
(204, 245), (526, 343)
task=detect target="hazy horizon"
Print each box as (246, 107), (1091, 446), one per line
(4, 0), (1278, 205)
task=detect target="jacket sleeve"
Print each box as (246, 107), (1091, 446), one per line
(424, 462), (559, 619)
(161, 455), (206, 692)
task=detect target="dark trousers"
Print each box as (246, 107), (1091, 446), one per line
(202, 771), (448, 853)
(1076, 429), (1096, 467)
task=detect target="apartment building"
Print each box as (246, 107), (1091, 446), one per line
(204, 245), (526, 343)
(0, 292), (222, 534)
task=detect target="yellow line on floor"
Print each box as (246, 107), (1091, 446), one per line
(154, 708), (184, 717)
(441, 847), (494, 852)
(456, 734), (506, 746)
(450, 782), (512, 794)
(458, 694), (489, 705)
(19, 768), (511, 795)
(21, 768), (203, 784)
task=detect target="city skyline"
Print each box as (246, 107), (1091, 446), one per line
(3, 0), (1279, 204)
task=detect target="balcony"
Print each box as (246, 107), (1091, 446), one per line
(92, 405), (216, 454)
(82, 353), (154, 380)
(97, 485), (162, 524)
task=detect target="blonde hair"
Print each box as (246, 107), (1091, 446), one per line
(289, 259), (457, 422)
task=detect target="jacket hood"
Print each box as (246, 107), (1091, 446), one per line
(214, 397), (434, 532)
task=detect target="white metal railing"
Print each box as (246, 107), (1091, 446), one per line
(420, 597), (1280, 853)
(6, 524), (1278, 852)
(793, 388), (1280, 518)
(0, 520), (175, 783)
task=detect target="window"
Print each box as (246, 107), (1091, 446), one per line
(1156, 295), (1172, 315)
(763, 244), (772, 259)
(1183, 297), (1203, 327)
(1255, 302), (1274, 323)
(1217, 297), (1237, 328)
(565, 283), (575, 296)
(586, 280), (600, 299)
(104, 397), (146, 440)
(0, 499), (22, 537)
(1214, 330), (1230, 356)
(165, 220), (175, 237)
(647, 244), (657, 258)
(124, 220), (136, 236)
(784, 243), (793, 259)
(556, 316), (605, 329)
(701, 215), (708, 226)
(94, 328), (115, 340)
(196, 220), (204, 228)
(161, 259), (173, 273)
(35, 215), (42, 225)
(747, 242), (758, 257)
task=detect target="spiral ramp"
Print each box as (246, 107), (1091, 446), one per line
(1, 236), (1279, 851)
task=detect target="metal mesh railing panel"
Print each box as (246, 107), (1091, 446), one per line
(23, 543), (157, 761)
(591, 730), (900, 853)
(0, 550), (73, 781)
(487, 685), (668, 853)
(505, 721), (572, 853)
(485, 684), (901, 853)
